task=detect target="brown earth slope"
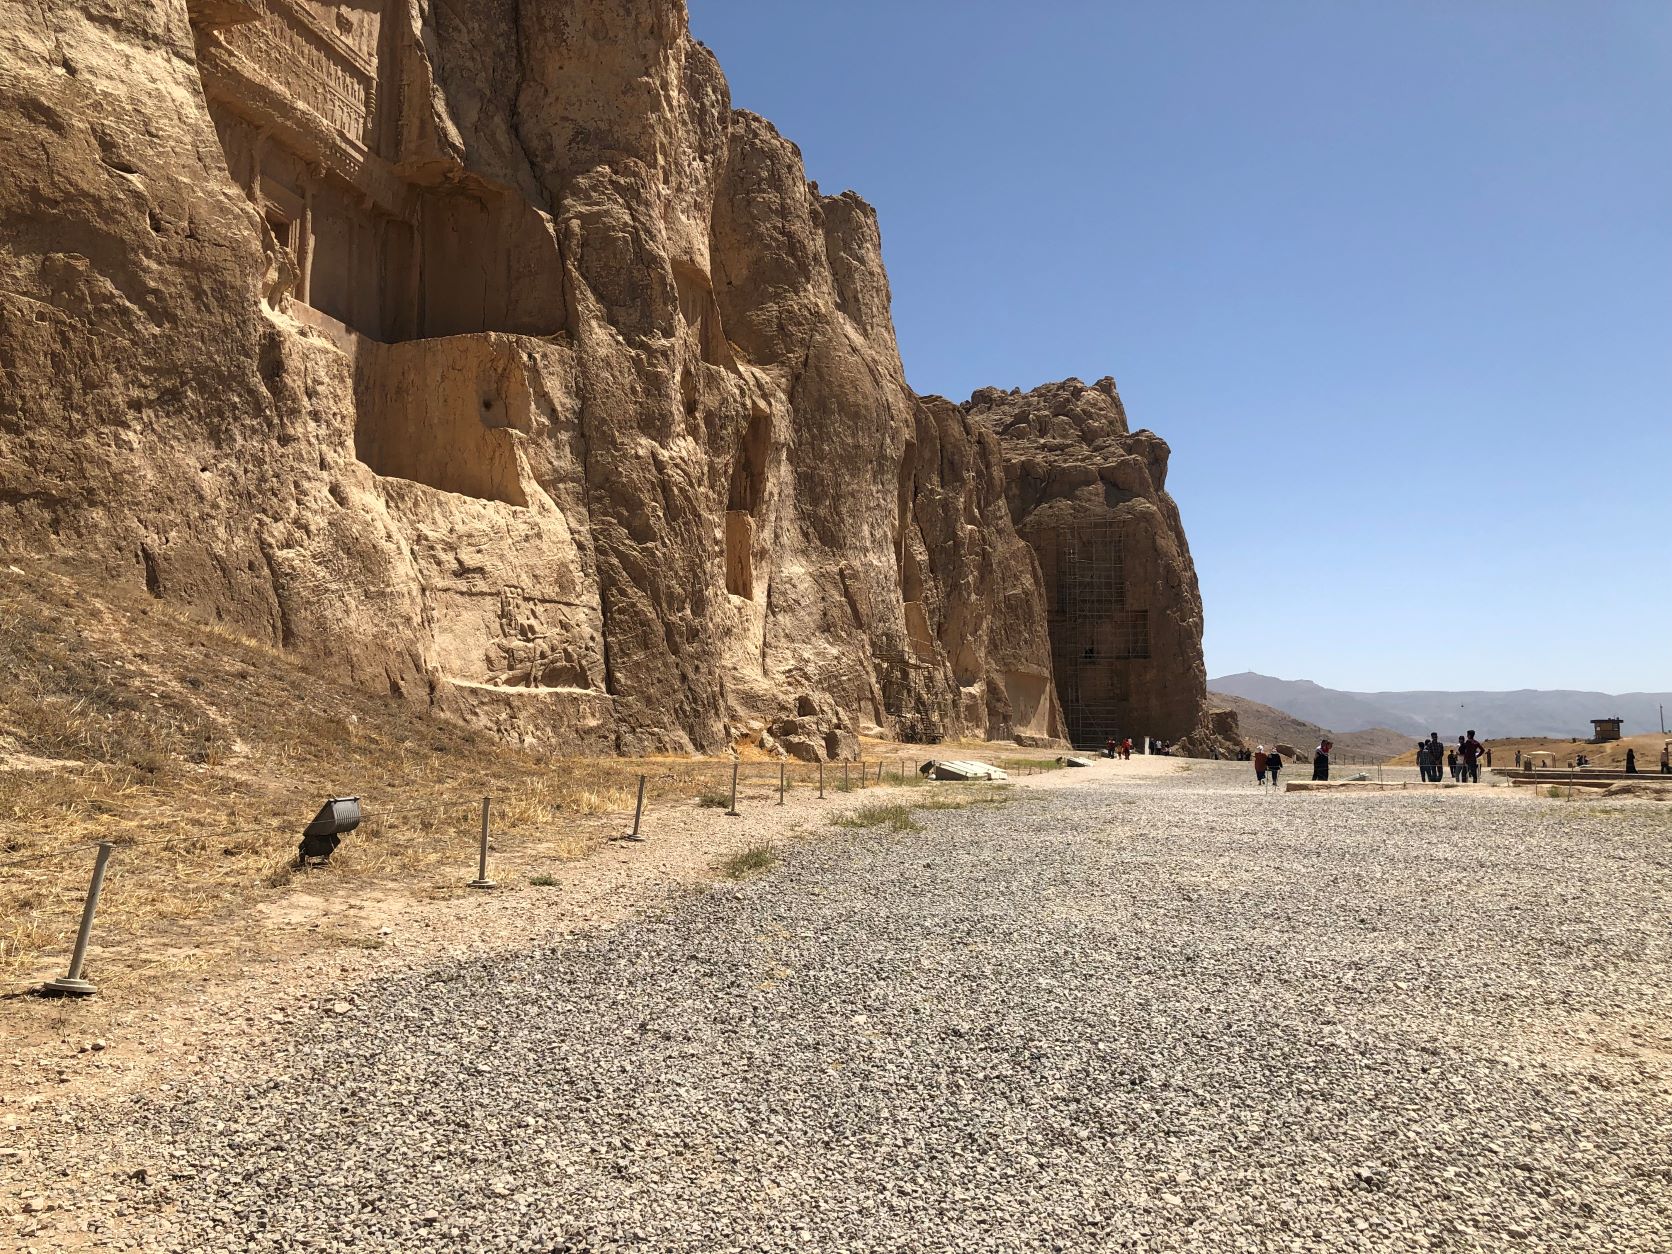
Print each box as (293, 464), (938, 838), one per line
(0, 555), (1072, 997)
(1208, 693), (1412, 762)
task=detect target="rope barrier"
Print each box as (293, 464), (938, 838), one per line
(0, 842), (103, 871)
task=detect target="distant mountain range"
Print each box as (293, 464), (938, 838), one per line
(1208, 673), (1672, 740)
(1207, 693), (1413, 761)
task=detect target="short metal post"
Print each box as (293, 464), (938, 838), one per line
(726, 760), (740, 816)
(470, 797), (496, 888)
(622, 774), (647, 842)
(843, 762), (850, 791)
(41, 842), (114, 997)
(818, 761), (825, 798)
(778, 761), (786, 806)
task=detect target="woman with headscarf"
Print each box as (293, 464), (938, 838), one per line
(1312, 739), (1332, 781)
(1254, 745), (1269, 786)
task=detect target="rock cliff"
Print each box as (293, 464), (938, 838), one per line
(0, 0), (1070, 754)
(967, 378), (1229, 754)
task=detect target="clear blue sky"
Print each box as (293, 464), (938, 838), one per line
(688, 1), (1672, 693)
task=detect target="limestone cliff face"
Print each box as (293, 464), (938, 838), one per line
(0, 0), (1065, 754)
(968, 378), (1224, 753)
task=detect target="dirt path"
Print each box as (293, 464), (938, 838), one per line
(1, 758), (1176, 1188)
(8, 760), (1668, 1252)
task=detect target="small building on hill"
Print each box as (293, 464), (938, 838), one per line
(1590, 717), (1623, 743)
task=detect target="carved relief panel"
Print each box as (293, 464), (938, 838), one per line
(215, 0), (385, 154)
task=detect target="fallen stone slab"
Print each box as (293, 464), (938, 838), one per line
(1602, 781), (1672, 801)
(1285, 780), (1410, 793)
(922, 760), (1010, 782)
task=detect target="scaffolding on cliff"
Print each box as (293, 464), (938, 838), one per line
(1043, 519), (1150, 748)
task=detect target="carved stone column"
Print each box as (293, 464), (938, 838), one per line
(297, 166), (318, 304)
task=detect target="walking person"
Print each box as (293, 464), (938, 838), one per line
(1426, 733), (1445, 782)
(1660, 743), (1670, 774)
(1446, 748), (1458, 781)
(1312, 739), (1332, 782)
(1254, 745), (1269, 787)
(1625, 748), (1638, 775)
(1267, 749), (1283, 790)
(1416, 741), (1432, 782)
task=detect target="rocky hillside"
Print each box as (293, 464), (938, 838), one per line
(0, 0), (1213, 757)
(1211, 673), (1672, 740)
(1208, 693), (1413, 762)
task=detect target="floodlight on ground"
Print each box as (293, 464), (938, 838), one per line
(299, 796), (361, 866)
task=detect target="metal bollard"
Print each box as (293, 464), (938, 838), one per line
(778, 760), (786, 806)
(843, 761), (851, 791)
(818, 761), (825, 798)
(726, 760), (740, 816)
(621, 774), (647, 842)
(470, 797), (496, 889)
(41, 842), (115, 997)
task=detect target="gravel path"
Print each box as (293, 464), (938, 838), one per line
(15, 766), (1672, 1252)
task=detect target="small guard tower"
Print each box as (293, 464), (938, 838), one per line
(1590, 716), (1623, 743)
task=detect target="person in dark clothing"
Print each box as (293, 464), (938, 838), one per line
(1254, 746), (1269, 786)
(1461, 731), (1484, 783)
(1427, 734), (1445, 783)
(1626, 748), (1638, 775)
(1267, 750), (1282, 789)
(1416, 742), (1432, 781)
(1446, 748), (1458, 781)
(1312, 739), (1331, 781)
(1661, 744), (1670, 774)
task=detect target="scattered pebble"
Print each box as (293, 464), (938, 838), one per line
(17, 768), (1672, 1251)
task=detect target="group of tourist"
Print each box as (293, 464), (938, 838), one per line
(1249, 741), (1335, 785)
(1415, 731), (1486, 783)
(1102, 737), (1178, 758)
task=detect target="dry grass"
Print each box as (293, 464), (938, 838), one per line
(830, 785), (1012, 835)
(0, 564), (711, 988)
(0, 560), (1058, 990)
(719, 843), (779, 879)
(832, 802), (922, 833)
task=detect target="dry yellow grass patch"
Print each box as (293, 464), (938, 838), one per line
(0, 560), (1060, 990)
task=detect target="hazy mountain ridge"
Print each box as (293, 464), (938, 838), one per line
(1209, 673), (1672, 739)
(1207, 693), (1414, 761)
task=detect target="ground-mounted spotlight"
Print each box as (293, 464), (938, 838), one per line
(299, 796), (361, 867)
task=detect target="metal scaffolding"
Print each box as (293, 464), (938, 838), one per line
(875, 650), (945, 744)
(1045, 520), (1150, 748)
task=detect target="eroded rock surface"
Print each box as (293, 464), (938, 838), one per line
(0, 1), (1114, 754)
(968, 378), (1227, 753)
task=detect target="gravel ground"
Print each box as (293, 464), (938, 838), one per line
(13, 765), (1672, 1252)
